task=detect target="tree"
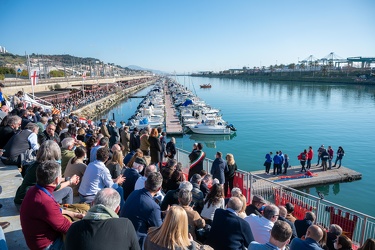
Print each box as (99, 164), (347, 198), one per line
(20, 69), (28, 77)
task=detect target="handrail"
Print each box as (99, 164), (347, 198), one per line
(175, 147), (375, 246)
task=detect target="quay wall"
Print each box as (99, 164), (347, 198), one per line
(73, 79), (156, 120)
(1, 75), (152, 96)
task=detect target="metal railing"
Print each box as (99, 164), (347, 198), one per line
(175, 148), (375, 246)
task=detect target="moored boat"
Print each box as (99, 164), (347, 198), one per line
(200, 83), (212, 88)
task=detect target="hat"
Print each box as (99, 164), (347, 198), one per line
(252, 195), (266, 204)
(134, 157), (144, 165)
(101, 118), (107, 122)
(120, 121), (125, 124)
(133, 127), (138, 132)
(109, 120), (116, 123)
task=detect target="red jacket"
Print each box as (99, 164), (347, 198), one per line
(20, 185), (71, 250)
(307, 149), (314, 160)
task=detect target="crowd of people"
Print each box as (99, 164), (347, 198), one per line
(263, 144), (346, 175)
(0, 83), (373, 250)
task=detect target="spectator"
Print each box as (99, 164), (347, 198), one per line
(277, 205), (297, 241)
(249, 220), (293, 250)
(178, 189), (205, 241)
(161, 181), (193, 211)
(245, 204), (280, 244)
(200, 183), (225, 224)
(121, 172), (163, 247)
(0, 115), (21, 148)
(358, 238), (375, 250)
(245, 194), (267, 216)
(200, 173), (212, 197)
(64, 146), (87, 196)
(285, 202), (297, 223)
(210, 151), (228, 185)
(294, 211), (316, 238)
(290, 225), (323, 250)
(14, 140), (78, 206)
(206, 197), (254, 250)
(231, 188), (247, 219)
(188, 142), (205, 180)
(105, 150), (124, 179)
(327, 224), (343, 250)
(64, 188), (140, 250)
(90, 136), (109, 163)
(224, 153), (237, 196)
(334, 235), (353, 250)
(60, 137), (76, 174)
(38, 123), (60, 145)
(1, 122), (39, 169)
(144, 205), (196, 250)
(78, 147), (125, 204)
(190, 173), (204, 214)
(20, 161), (83, 250)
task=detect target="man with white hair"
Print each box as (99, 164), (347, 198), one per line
(60, 137), (76, 174)
(160, 181), (193, 211)
(65, 188), (140, 250)
(245, 204), (280, 244)
(206, 197), (254, 250)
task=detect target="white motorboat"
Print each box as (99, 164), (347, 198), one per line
(187, 118), (236, 135)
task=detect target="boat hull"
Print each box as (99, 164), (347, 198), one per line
(188, 124), (233, 134)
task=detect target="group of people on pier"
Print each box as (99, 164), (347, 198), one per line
(264, 145), (345, 175)
(0, 82), (373, 250)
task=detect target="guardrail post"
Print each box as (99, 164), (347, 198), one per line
(315, 198), (321, 223)
(360, 216), (368, 246)
(249, 173), (253, 199)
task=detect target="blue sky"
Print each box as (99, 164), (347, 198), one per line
(1, 0), (374, 73)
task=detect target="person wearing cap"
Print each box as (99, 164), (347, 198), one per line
(100, 119), (110, 138)
(245, 194), (267, 216)
(122, 156), (144, 201)
(245, 205), (280, 244)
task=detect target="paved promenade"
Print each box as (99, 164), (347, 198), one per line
(0, 161), (28, 249)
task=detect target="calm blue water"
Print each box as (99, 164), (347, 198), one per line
(103, 77), (375, 216)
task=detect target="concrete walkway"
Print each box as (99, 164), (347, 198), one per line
(0, 161), (28, 249)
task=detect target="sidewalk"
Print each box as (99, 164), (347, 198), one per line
(0, 161), (28, 249)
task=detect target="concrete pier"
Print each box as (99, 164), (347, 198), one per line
(164, 85), (183, 135)
(251, 164), (361, 189)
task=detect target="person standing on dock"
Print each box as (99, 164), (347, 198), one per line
(210, 151), (228, 185)
(333, 146), (345, 169)
(316, 145), (325, 167)
(273, 151), (282, 175)
(298, 149), (308, 172)
(283, 154), (290, 174)
(264, 152), (272, 175)
(327, 146), (334, 170)
(307, 146), (314, 170)
(321, 148), (329, 171)
(188, 143), (205, 180)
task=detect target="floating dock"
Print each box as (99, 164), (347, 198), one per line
(164, 86), (183, 135)
(251, 164), (362, 190)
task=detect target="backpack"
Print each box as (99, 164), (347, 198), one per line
(301, 153), (306, 161)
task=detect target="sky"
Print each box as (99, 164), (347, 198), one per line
(1, 0), (375, 73)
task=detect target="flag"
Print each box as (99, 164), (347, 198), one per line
(29, 68), (39, 86)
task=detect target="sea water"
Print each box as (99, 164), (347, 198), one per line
(103, 76), (375, 216)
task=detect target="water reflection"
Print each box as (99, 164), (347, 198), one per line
(188, 133), (237, 148)
(297, 183), (341, 198)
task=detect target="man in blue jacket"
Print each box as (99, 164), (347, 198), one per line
(206, 197), (254, 250)
(120, 172), (163, 248)
(290, 225), (324, 250)
(210, 151), (228, 184)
